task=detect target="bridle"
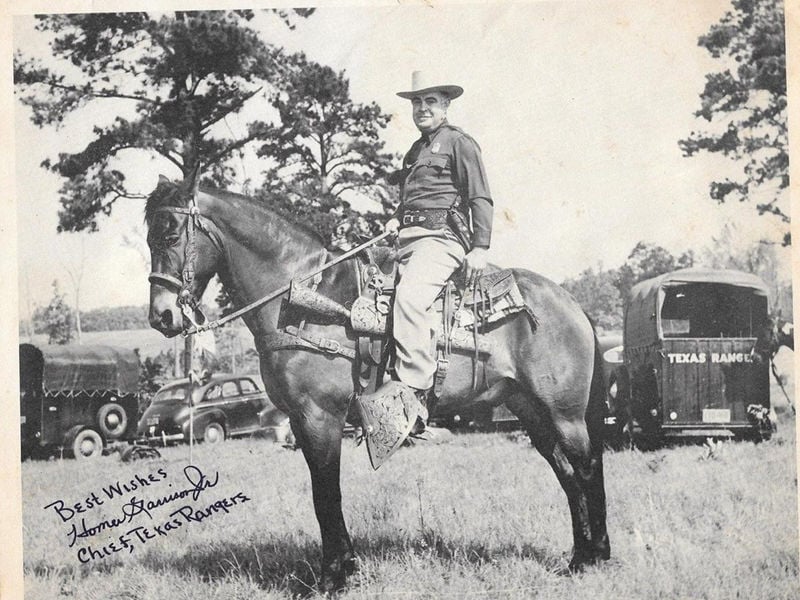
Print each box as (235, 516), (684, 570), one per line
(148, 188), (223, 331)
(147, 179), (393, 338)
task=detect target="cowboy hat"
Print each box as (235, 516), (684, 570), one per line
(397, 71), (464, 100)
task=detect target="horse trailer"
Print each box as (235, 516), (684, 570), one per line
(607, 268), (773, 446)
(19, 343), (141, 459)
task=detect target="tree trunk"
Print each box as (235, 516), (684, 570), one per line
(75, 289), (82, 344)
(174, 336), (181, 377)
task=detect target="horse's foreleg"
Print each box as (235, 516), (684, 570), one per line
(293, 411), (355, 592)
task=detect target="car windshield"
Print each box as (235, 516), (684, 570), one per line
(153, 387), (188, 403)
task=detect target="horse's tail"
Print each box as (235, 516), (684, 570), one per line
(584, 316), (607, 455)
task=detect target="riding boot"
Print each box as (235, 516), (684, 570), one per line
(357, 380), (428, 469)
(410, 388), (430, 435)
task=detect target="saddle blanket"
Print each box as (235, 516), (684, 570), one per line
(348, 268), (531, 355)
(433, 268), (527, 331)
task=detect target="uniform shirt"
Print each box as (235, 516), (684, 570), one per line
(399, 123), (493, 248)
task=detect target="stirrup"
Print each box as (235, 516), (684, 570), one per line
(356, 381), (426, 470)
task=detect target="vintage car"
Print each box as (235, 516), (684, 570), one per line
(607, 268), (773, 446)
(137, 373), (291, 445)
(19, 343), (141, 460)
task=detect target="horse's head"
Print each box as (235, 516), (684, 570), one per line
(754, 312), (794, 360)
(145, 175), (224, 337)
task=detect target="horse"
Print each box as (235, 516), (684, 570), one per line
(145, 177), (610, 591)
(755, 313), (794, 361)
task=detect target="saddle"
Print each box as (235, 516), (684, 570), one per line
(281, 246), (535, 395)
(266, 247), (536, 469)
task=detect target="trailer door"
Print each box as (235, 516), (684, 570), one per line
(661, 338), (768, 426)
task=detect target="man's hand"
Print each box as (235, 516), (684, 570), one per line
(385, 217), (400, 240)
(463, 247), (488, 288)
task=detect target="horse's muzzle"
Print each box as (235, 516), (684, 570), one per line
(149, 284), (184, 337)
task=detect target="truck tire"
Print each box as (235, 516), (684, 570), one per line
(97, 401), (129, 439)
(69, 428), (104, 459)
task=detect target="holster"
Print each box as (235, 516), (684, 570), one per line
(446, 206), (473, 252)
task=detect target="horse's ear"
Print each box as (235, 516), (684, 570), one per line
(158, 174), (170, 185)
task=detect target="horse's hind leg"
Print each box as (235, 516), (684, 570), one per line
(512, 394), (608, 569)
(292, 408), (355, 592)
(583, 401), (611, 561)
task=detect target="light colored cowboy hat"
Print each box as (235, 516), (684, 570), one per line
(397, 71), (464, 100)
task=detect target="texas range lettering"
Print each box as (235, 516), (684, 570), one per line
(42, 465), (250, 563)
(666, 351), (754, 364)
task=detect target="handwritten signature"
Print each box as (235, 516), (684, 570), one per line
(76, 491), (250, 563)
(59, 465), (221, 547)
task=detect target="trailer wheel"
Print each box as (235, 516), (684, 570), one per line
(70, 429), (104, 459)
(97, 402), (129, 439)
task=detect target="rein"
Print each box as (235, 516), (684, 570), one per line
(149, 191), (392, 337)
(185, 230), (392, 336)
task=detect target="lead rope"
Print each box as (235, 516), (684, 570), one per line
(770, 358), (795, 415)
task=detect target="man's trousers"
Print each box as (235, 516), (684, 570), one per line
(393, 226), (465, 390)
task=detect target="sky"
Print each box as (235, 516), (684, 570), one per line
(11, 0), (793, 313)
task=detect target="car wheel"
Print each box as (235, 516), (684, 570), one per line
(203, 422), (226, 444)
(71, 429), (104, 459)
(97, 402), (129, 439)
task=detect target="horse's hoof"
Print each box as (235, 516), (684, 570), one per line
(565, 549), (609, 574)
(553, 564), (575, 577)
(598, 545), (611, 561)
(343, 554), (357, 576)
(319, 573), (346, 596)
(320, 556), (355, 595)
(566, 559), (586, 575)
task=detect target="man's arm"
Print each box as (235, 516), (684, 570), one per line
(452, 134), (493, 285)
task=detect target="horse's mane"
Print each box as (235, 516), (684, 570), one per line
(144, 178), (328, 247)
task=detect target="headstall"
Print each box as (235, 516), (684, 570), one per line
(148, 190), (223, 332)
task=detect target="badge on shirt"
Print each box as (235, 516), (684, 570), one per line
(432, 142), (440, 153)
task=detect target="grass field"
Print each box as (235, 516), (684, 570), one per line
(20, 404), (798, 600)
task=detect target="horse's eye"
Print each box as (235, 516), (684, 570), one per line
(151, 234), (180, 251)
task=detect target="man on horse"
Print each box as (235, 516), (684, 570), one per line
(362, 71), (494, 434)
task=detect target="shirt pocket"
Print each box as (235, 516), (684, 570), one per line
(421, 155), (449, 171)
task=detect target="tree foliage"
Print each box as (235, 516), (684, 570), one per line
(561, 266), (623, 331)
(213, 327), (260, 374)
(562, 243), (695, 329)
(614, 242), (695, 302)
(14, 9), (313, 232)
(699, 223), (792, 317)
(78, 305), (151, 331)
(256, 53), (398, 247)
(679, 0), (789, 244)
(27, 304), (150, 334)
(137, 349), (175, 413)
(36, 280), (73, 344)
